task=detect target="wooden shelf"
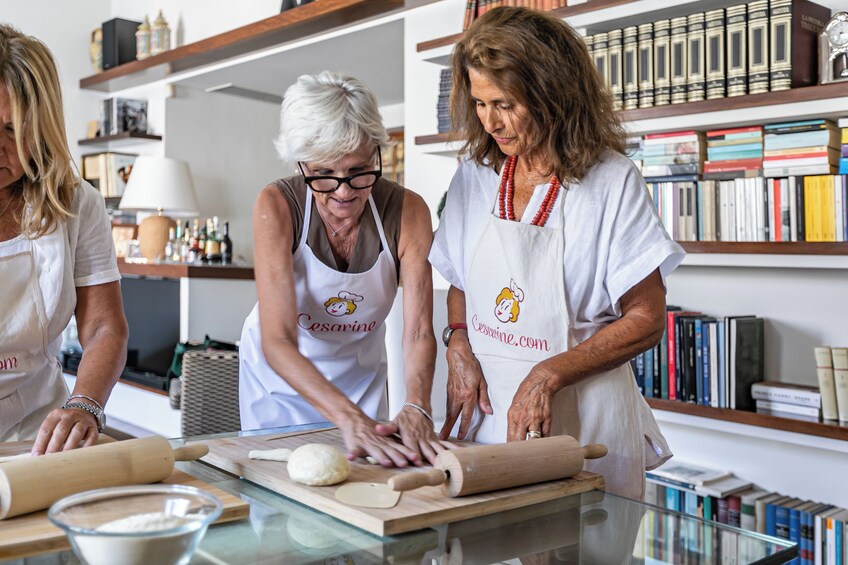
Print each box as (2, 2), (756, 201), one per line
(415, 132), (453, 145)
(679, 242), (848, 255)
(78, 132), (163, 146)
(79, 0), (430, 93)
(118, 259), (254, 280)
(647, 398), (848, 442)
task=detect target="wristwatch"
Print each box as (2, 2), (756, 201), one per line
(442, 323), (468, 347)
(63, 401), (106, 433)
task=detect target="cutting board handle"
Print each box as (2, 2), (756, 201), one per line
(388, 468), (448, 492)
(174, 443), (209, 461)
(582, 444), (608, 460)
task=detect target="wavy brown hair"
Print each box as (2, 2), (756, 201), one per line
(0, 23), (76, 237)
(450, 6), (625, 183)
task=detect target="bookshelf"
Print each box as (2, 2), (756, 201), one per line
(403, 0), (848, 510)
(77, 132), (163, 146)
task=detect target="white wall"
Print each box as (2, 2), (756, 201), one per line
(2, 0), (111, 165)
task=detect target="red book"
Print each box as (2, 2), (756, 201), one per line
(706, 125), (763, 137)
(763, 150), (829, 161)
(772, 179), (782, 242)
(645, 130), (698, 139)
(703, 158), (763, 172)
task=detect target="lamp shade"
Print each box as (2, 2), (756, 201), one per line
(119, 156), (200, 215)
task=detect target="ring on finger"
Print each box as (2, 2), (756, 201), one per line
(525, 430), (542, 440)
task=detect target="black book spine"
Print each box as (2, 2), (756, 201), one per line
(795, 176), (805, 240)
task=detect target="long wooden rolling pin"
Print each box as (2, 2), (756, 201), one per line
(0, 436), (208, 519)
(388, 435), (607, 497)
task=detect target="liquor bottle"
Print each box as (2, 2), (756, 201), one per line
(220, 220), (233, 265)
(198, 222), (208, 263)
(205, 217), (221, 264)
(170, 223), (182, 262)
(164, 227), (176, 262)
(181, 221), (191, 262)
(188, 219), (200, 263)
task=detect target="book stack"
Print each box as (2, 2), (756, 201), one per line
(82, 152), (137, 198)
(640, 130), (705, 180)
(813, 346), (848, 422)
(461, 1), (567, 30)
(762, 120), (840, 178)
(625, 136), (643, 172)
(436, 68), (452, 134)
(703, 126), (763, 178)
(635, 307), (765, 411)
(751, 381), (822, 421)
(839, 117), (848, 175)
(99, 97), (148, 137)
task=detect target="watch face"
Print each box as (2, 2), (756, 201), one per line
(828, 15), (848, 48)
(442, 326), (453, 347)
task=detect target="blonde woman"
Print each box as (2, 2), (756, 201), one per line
(0, 24), (128, 453)
(239, 72), (447, 467)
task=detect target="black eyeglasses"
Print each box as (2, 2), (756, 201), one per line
(298, 147), (382, 193)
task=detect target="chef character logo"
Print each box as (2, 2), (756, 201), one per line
(494, 279), (524, 323)
(324, 291), (363, 317)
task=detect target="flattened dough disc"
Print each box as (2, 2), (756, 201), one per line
(335, 482), (401, 508)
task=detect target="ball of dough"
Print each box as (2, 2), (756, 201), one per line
(287, 444), (350, 486)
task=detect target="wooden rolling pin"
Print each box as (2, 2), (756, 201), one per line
(388, 435), (606, 497)
(0, 436), (208, 519)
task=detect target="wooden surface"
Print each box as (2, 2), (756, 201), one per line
(646, 398), (848, 442)
(0, 441), (249, 560)
(80, 0), (419, 93)
(117, 259), (255, 280)
(679, 242), (848, 255)
(78, 132), (162, 146)
(201, 428), (605, 536)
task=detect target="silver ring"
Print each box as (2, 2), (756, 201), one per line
(526, 430), (542, 440)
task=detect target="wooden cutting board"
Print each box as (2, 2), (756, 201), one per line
(0, 441), (250, 560)
(201, 428), (605, 536)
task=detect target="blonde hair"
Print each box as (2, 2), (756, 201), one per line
(495, 288), (520, 322)
(0, 23), (76, 237)
(324, 296), (357, 314)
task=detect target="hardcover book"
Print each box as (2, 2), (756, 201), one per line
(686, 12), (706, 102)
(637, 23), (654, 108)
(608, 29), (624, 111)
(751, 380), (821, 408)
(622, 26), (639, 110)
(747, 0), (770, 94)
(768, 0), (831, 90)
(670, 17), (688, 104)
(728, 315), (763, 411)
(726, 4), (748, 96)
(653, 20), (671, 106)
(704, 9), (726, 100)
(593, 32), (609, 94)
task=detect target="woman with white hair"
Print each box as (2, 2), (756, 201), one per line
(239, 71), (445, 467)
(0, 24), (128, 452)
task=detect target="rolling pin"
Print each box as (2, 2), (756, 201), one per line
(388, 435), (606, 497)
(0, 436), (208, 519)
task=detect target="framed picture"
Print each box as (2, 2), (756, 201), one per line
(281, 0), (312, 12)
(111, 224), (137, 258)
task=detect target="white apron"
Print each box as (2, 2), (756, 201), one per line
(0, 236), (69, 442)
(239, 192), (397, 429)
(461, 176), (670, 500)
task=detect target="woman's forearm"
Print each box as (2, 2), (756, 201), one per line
(74, 322), (127, 406)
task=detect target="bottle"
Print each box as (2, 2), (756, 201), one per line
(171, 223), (182, 262)
(164, 227), (176, 262)
(181, 220), (191, 262)
(188, 219), (200, 263)
(198, 222), (208, 263)
(220, 220), (233, 265)
(135, 16), (151, 61)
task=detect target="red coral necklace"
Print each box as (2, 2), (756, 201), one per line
(497, 155), (560, 226)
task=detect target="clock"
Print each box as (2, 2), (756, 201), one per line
(820, 12), (848, 83)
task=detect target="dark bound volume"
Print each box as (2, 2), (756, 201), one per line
(653, 20), (671, 106)
(608, 29), (624, 111)
(726, 4), (748, 96)
(101, 18), (140, 70)
(593, 32), (610, 94)
(768, 0), (831, 91)
(670, 17), (688, 104)
(705, 9), (726, 99)
(747, 0), (770, 94)
(638, 23), (654, 108)
(686, 13), (706, 102)
(729, 316), (764, 411)
(623, 26), (639, 110)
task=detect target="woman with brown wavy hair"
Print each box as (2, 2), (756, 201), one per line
(429, 7), (685, 499)
(0, 24), (127, 453)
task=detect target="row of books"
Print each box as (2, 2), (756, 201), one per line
(634, 307), (764, 410)
(646, 174), (848, 243)
(461, 0), (567, 30)
(98, 97), (148, 138)
(81, 152), (137, 198)
(646, 462), (847, 565)
(814, 346), (848, 423)
(752, 381), (824, 422)
(437, 68), (452, 134)
(585, 0), (830, 111)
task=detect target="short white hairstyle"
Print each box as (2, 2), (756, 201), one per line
(274, 71), (389, 165)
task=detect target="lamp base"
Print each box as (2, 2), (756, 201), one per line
(138, 214), (176, 261)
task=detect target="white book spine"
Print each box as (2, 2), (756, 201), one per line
(830, 347), (848, 422)
(789, 176), (798, 241)
(750, 383), (821, 408)
(815, 346), (839, 420)
(755, 399), (820, 417)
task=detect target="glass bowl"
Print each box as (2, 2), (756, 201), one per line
(48, 484), (223, 565)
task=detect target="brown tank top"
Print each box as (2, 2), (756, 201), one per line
(272, 175), (404, 278)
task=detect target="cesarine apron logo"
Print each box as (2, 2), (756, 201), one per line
(323, 291), (364, 317)
(297, 290), (378, 333)
(494, 278), (524, 323)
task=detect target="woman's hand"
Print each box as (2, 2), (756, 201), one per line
(439, 335), (492, 441)
(340, 413), (422, 468)
(377, 406), (455, 466)
(31, 408), (99, 455)
(506, 367), (558, 442)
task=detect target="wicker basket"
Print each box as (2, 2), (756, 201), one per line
(180, 349), (241, 437)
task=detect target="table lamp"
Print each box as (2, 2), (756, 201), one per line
(119, 156), (200, 261)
